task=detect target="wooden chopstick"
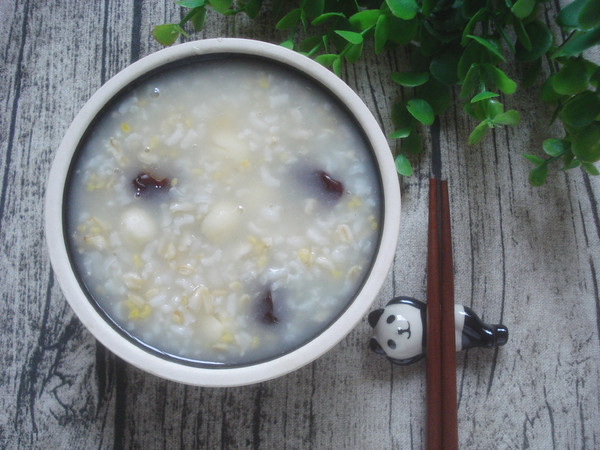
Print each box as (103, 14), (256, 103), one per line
(440, 180), (458, 450)
(426, 178), (442, 449)
(426, 179), (458, 450)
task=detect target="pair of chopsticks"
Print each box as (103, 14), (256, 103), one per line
(426, 178), (458, 450)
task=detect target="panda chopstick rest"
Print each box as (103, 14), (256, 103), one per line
(368, 296), (508, 365)
(379, 179), (507, 448)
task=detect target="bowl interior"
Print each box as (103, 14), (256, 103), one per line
(46, 39), (400, 386)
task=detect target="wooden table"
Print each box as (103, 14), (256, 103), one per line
(2, 1), (599, 448)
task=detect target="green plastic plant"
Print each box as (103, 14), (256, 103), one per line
(153, 0), (600, 184)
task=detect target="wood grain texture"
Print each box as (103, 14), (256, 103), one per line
(1, 1), (599, 448)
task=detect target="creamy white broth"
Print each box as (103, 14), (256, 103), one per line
(66, 57), (382, 365)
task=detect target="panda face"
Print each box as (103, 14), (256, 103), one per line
(373, 303), (424, 361)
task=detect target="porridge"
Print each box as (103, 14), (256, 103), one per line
(66, 56), (382, 365)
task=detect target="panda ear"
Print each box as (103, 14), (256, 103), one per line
(387, 296), (426, 310)
(367, 309), (384, 328)
(369, 338), (386, 355)
(386, 297), (404, 306)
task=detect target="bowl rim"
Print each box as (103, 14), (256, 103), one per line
(45, 38), (400, 387)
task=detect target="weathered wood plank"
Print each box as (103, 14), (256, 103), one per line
(0, 0), (138, 447)
(1, 0), (599, 448)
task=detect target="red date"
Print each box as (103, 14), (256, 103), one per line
(133, 172), (169, 197)
(261, 290), (278, 324)
(317, 170), (344, 197)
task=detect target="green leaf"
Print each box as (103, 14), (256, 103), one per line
(553, 27), (600, 58)
(468, 98), (502, 120)
(280, 39), (294, 49)
(511, 0), (535, 19)
(386, 0), (418, 20)
(191, 7), (207, 31)
(276, 8), (301, 30)
(389, 128), (411, 139)
(562, 151), (580, 170)
(387, 17), (418, 45)
(429, 51), (460, 85)
(176, 0), (205, 7)
(239, 0), (262, 18)
(374, 14), (390, 54)
(300, 6), (307, 30)
(560, 91), (600, 128)
(349, 9), (380, 31)
(493, 110), (520, 125)
(402, 129), (422, 154)
(416, 79), (451, 115)
(457, 41), (486, 81)
(209, 0), (232, 14)
(524, 154), (545, 165)
(422, 0), (435, 17)
(391, 71), (430, 87)
(418, 25), (441, 57)
(406, 99), (435, 125)
(516, 20), (553, 62)
(513, 19), (532, 51)
(484, 99), (504, 118)
(529, 163), (548, 186)
(395, 153), (413, 176)
(466, 35), (506, 62)
(302, 0), (324, 20)
(344, 41), (363, 63)
(543, 139), (570, 156)
(483, 64), (517, 95)
(334, 30), (363, 45)
(299, 36), (321, 52)
(581, 162), (600, 175)
(552, 59), (590, 95)
(332, 56), (342, 77)
(541, 75), (563, 104)
(497, 19), (517, 54)
(461, 9), (488, 46)
(464, 101), (486, 121)
(469, 120), (491, 144)
(152, 24), (181, 46)
(311, 12), (345, 25)
(460, 64), (480, 99)
(392, 102), (413, 129)
(424, 13), (462, 42)
(471, 91), (500, 103)
(572, 123), (600, 162)
(579, 0), (600, 30)
(557, 0), (587, 28)
(315, 53), (338, 67)
(585, 60), (600, 78)
(591, 67), (600, 88)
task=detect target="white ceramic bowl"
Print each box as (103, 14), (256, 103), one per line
(45, 38), (400, 386)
